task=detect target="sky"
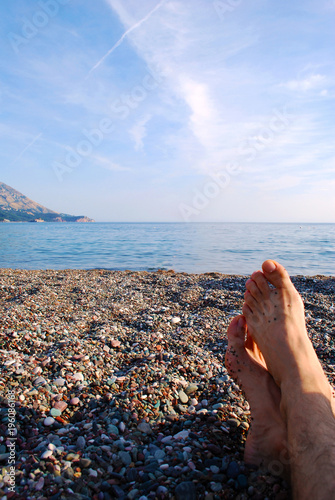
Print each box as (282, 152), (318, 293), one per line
(0, 0), (334, 222)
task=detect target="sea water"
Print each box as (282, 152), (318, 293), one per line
(0, 222), (334, 275)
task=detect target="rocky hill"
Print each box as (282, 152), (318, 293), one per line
(0, 182), (94, 222)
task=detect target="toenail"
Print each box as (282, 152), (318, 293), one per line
(264, 260), (276, 273)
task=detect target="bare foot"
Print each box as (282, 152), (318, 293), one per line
(242, 260), (334, 414)
(225, 315), (288, 471)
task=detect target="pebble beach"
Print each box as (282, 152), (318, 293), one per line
(0, 268), (334, 500)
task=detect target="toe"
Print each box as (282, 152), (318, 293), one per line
(246, 278), (263, 302)
(262, 260), (293, 289)
(226, 315), (248, 375)
(244, 290), (258, 312)
(227, 315), (247, 347)
(242, 302), (253, 319)
(251, 271), (271, 297)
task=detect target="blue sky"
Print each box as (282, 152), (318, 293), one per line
(0, 0), (334, 222)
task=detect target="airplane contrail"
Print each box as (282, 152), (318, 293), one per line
(87, 0), (166, 78)
(10, 133), (43, 165)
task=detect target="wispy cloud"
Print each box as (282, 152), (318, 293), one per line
(91, 155), (132, 172)
(281, 74), (327, 92)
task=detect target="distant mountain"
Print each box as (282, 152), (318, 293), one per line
(0, 182), (94, 222)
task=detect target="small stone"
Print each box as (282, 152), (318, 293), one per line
(80, 458), (92, 468)
(35, 476), (45, 491)
(111, 339), (121, 347)
(70, 397), (80, 405)
(212, 403), (225, 410)
(54, 377), (66, 386)
(77, 436), (86, 450)
(157, 486), (168, 496)
(50, 408), (62, 417)
(240, 421), (250, 430)
(137, 422), (153, 434)
(34, 376), (47, 386)
(41, 450), (53, 459)
(178, 390), (188, 404)
(171, 317), (181, 324)
(63, 467), (74, 479)
(66, 453), (80, 461)
(154, 449), (166, 460)
(227, 461), (240, 479)
(72, 372), (84, 382)
(185, 384), (198, 395)
(108, 424), (119, 435)
(44, 417), (55, 426)
(173, 430), (189, 440)
(89, 468), (98, 477)
(210, 482), (222, 492)
(237, 474), (248, 488)
(119, 451), (132, 466)
(227, 418), (240, 427)
(175, 481), (197, 500)
(53, 401), (68, 412)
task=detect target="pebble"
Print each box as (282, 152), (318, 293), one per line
(44, 417), (55, 426)
(70, 397), (80, 405)
(137, 422), (153, 434)
(175, 481), (197, 499)
(1, 269), (324, 499)
(185, 383), (198, 395)
(54, 377), (66, 386)
(76, 436), (86, 450)
(50, 408), (62, 417)
(179, 390), (188, 403)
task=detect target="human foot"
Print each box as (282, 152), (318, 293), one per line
(242, 260), (334, 413)
(225, 315), (288, 471)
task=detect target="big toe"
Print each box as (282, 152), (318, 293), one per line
(262, 260), (293, 290)
(227, 315), (247, 347)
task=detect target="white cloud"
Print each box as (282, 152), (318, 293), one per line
(91, 155), (132, 172)
(129, 115), (152, 150)
(281, 74), (326, 92)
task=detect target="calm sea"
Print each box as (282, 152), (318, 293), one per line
(0, 222), (334, 276)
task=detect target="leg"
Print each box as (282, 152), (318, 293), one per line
(225, 316), (288, 472)
(242, 260), (335, 500)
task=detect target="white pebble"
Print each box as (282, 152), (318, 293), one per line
(41, 450), (53, 459)
(44, 417), (55, 426)
(54, 378), (66, 387)
(173, 430), (189, 440)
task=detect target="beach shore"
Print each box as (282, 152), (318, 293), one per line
(0, 269), (334, 500)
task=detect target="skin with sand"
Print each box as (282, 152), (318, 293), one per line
(225, 260), (335, 500)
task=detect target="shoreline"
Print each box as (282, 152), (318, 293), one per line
(0, 268), (334, 278)
(0, 269), (334, 499)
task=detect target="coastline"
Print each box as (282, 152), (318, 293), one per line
(0, 269), (334, 499)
